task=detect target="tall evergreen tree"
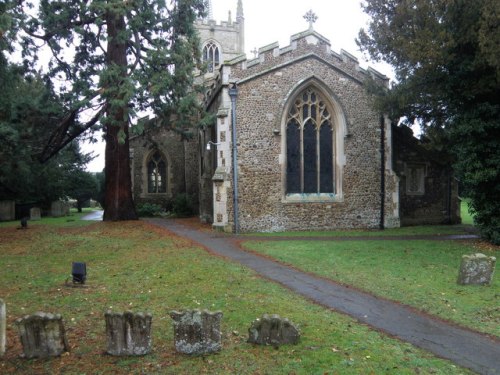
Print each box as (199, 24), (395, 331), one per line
(357, 0), (500, 243)
(7, 0), (205, 220)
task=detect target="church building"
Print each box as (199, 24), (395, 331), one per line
(129, 0), (460, 232)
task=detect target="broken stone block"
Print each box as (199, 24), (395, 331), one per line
(15, 312), (69, 358)
(105, 311), (152, 356)
(0, 299), (5, 357)
(247, 314), (300, 346)
(170, 309), (223, 355)
(457, 253), (496, 285)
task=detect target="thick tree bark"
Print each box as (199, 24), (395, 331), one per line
(103, 7), (138, 221)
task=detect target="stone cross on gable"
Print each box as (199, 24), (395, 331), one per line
(251, 48), (258, 58)
(304, 10), (318, 30)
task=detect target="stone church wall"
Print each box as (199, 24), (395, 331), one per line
(215, 34), (398, 232)
(129, 128), (200, 211)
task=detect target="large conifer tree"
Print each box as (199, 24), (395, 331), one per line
(7, 0), (205, 220)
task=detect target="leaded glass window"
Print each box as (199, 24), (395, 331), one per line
(286, 88), (335, 194)
(202, 42), (220, 73)
(147, 151), (167, 194)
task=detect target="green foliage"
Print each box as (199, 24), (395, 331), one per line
(4, 0), (207, 220)
(0, 56), (95, 205)
(172, 193), (195, 217)
(136, 202), (163, 217)
(358, 0), (500, 243)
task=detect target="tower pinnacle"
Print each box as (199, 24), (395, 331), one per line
(206, 0), (214, 20)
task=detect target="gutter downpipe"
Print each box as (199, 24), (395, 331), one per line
(379, 115), (385, 230)
(228, 83), (240, 234)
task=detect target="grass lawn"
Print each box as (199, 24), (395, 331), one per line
(0, 218), (472, 374)
(242, 239), (499, 338)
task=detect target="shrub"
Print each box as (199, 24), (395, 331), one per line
(136, 203), (163, 217)
(172, 193), (194, 217)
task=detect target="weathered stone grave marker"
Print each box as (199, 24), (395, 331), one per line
(0, 299), (5, 357)
(30, 207), (41, 221)
(16, 312), (69, 358)
(170, 309), (223, 355)
(247, 314), (300, 346)
(0, 201), (15, 221)
(104, 311), (153, 356)
(457, 253), (496, 286)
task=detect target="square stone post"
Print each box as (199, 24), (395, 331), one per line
(0, 299), (5, 357)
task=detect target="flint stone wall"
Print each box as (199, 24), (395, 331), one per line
(170, 310), (223, 355)
(247, 314), (300, 346)
(15, 312), (68, 358)
(105, 311), (152, 356)
(457, 253), (496, 285)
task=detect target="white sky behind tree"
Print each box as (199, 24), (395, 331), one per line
(84, 0), (394, 172)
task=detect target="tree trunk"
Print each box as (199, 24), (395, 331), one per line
(103, 7), (138, 221)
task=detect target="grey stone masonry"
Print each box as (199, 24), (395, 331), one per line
(15, 312), (69, 358)
(170, 309), (223, 355)
(104, 311), (153, 356)
(247, 314), (300, 346)
(29, 207), (41, 221)
(0, 299), (5, 357)
(457, 253), (496, 285)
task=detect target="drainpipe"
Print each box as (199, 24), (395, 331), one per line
(379, 115), (385, 230)
(228, 83), (239, 234)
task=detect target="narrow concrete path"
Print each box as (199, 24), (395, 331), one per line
(146, 218), (500, 375)
(81, 210), (103, 221)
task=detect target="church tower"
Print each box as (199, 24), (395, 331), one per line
(194, 0), (245, 75)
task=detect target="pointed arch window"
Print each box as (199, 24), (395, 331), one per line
(202, 41), (220, 73)
(147, 151), (167, 194)
(286, 87), (335, 195)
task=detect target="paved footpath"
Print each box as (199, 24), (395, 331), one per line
(147, 218), (500, 375)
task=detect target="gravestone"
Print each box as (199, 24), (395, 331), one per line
(0, 299), (5, 357)
(0, 201), (15, 221)
(51, 201), (70, 217)
(16, 312), (68, 358)
(170, 309), (223, 355)
(105, 311), (152, 356)
(457, 253), (496, 285)
(30, 207), (41, 221)
(247, 314), (300, 346)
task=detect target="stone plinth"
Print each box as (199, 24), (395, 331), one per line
(248, 314), (300, 346)
(457, 253), (496, 285)
(170, 310), (223, 355)
(105, 311), (152, 356)
(0, 299), (5, 357)
(16, 312), (68, 358)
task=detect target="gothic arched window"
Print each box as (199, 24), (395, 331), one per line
(286, 87), (335, 195)
(202, 41), (220, 73)
(147, 151), (167, 194)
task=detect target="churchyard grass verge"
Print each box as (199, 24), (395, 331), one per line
(242, 239), (499, 338)
(0, 219), (472, 374)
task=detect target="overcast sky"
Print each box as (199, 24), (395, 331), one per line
(84, 0), (392, 172)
